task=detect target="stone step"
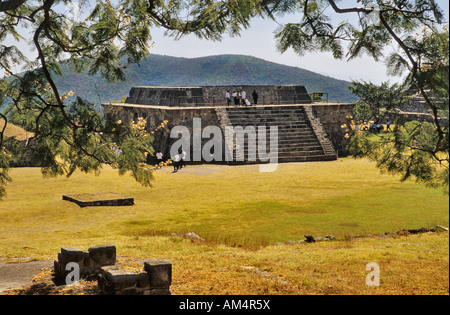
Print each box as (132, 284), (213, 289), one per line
(233, 133), (318, 140)
(229, 127), (314, 135)
(228, 120), (310, 127)
(226, 110), (307, 116)
(241, 149), (324, 157)
(227, 111), (307, 117)
(238, 148), (323, 155)
(239, 140), (322, 147)
(227, 120), (310, 127)
(228, 117), (308, 123)
(232, 154), (336, 164)
(264, 140), (320, 147)
(229, 112), (308, 117)
(227, 109), (306, 113)
(229, 128), (317, 135)
(277, 155), (337, 163)
(231, 129), (316, 135)
(277, 136), (319, 142)
(238, 141), (320, 148)
(234, 140), (319, 147)
(241, 143), (323, 150)
(226, 105), (301, 107)
(226, 106), (306, 111)
(226, 112), (308, 118)
(222, 105), (337, 165)
(229, 124), (311, 131)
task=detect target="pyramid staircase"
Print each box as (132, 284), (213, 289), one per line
(216, 105), (337, 164)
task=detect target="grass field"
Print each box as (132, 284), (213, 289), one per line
(0, 120), (33, 142)
(0, 158), (448, 294)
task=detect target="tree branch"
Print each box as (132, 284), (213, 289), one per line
(0, 0), (28, 12)
(0, 113), (7, 148)
(31, 0), (105, 164)
(379, 13), (445, 157)
(327, 0), (447, 164)
(327, 0), (370, 14)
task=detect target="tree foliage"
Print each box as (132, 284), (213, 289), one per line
(0, 0), (261, 198)
(349, 80), (406, 122)
(0, 0), (449, 198)
(348, 28), (449, 192)
(266, 0), (448, 191)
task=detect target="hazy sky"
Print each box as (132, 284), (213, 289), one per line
(2, 1), (449, 84)
(149, 1), (450, 84)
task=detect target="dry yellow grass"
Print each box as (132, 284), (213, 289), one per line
(3, 233), (448, 295)
(0, 158), (448, 295)
(0, 121), (34, 142)
(169, 233), (449, 295)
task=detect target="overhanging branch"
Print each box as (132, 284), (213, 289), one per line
(0, 0), (28, 12)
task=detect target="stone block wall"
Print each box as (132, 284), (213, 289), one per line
(103, 104), (223, 163)
(311, 103), (355, 156)
(54, 245), (117, 284)
(53, 245), (173, 295)
(98, 259), (172, 295)
(102, 102), (357, 161)
(125, 85), (312, 107)
(400, 91), (448, 114)
(304, 105), (337, 157)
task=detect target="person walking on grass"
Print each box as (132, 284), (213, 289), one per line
(180, 149), (187, 169)
(156, 150), (164, 162)
(173, 153), (181, 172)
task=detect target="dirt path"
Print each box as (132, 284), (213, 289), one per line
(0, 260), (53, 294)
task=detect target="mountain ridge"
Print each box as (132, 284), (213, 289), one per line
(52, 54), (358, 104)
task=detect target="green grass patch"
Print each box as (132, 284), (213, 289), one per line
(1, 157), (447, 255)
(1, 159), (448, 295)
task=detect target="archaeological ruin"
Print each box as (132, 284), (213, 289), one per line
(102, 85), (356, 164)
(53, 245), (172, 295)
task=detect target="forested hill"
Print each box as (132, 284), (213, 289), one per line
(53, 54), (358, 104)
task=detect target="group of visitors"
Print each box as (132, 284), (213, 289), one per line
(156, 149), (187, 173)
(369, 120), (392, 133)
(369, 122), (383, 133)
(226, 90), (259, 107)
(354, 120), (392, 133)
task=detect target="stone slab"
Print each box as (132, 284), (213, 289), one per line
(62, 192), (134, 207)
